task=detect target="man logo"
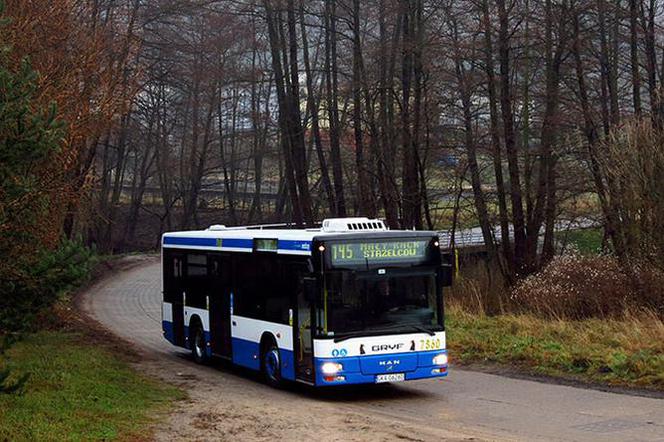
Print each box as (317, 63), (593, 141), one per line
(371, 343), (404, 352)
(379, 359), (401, 371)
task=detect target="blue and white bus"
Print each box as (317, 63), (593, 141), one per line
(161, 217), (451, 387)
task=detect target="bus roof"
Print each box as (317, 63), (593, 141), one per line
(162, 217), (438, 256)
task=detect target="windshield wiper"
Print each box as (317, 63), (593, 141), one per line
(333, 330), (378, 343)
(379, 323), (436, 337)
(332, 324), (436, 343)
(408, 324), (437, 336)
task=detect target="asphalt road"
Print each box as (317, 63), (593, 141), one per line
(81, 258), (664, 441)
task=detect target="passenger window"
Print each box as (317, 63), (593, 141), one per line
(234, 255), (291, 324)
(164, 252), (184, 304)
(173, 257), (183, 278)
(211, 258), (222, 277)
(187, 254), (208, 277)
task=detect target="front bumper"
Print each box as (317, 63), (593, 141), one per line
(314, 349), (448, 386)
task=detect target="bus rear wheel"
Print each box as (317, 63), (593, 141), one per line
(191, 323), (209, 365)
(261, 342), (282, 388)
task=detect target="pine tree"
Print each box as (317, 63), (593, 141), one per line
(0, 0), (64, 333)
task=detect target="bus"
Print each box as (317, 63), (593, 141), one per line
(161, 217), (452, 387)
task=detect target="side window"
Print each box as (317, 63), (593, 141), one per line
(164, 252), (184, 303)
(187, 254), (208, 277)
(263, 259), (289, 324)
(233, 255), (301, 324)
(234, 254), (262, 318)
(184, 253), (208, 309)
(173, 256), (183, 278)
(211, 257), (222, 278)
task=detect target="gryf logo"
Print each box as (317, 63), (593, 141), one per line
(372, 343), (404, 352)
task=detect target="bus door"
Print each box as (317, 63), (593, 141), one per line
(209, 254), (232, 357)
(295, 276), (316, 382)
(168, 252), (186, 347)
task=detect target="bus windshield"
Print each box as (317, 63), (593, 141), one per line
(320, 269), (442, 338)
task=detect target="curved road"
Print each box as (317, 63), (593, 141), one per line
(81, 258), (664, 441)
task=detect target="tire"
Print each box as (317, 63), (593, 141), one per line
(191, 323), (209, 365)
(261, 341), (282, 388)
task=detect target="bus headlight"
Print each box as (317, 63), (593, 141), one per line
(433, 353), (448, 366)
(321, 362), (343, 375)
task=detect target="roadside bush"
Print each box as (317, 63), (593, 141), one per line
(0, 238), (96, 333)
(511, 253), (664, 320)
(446, 256), (508, 315)
(598, 119), (664, 271)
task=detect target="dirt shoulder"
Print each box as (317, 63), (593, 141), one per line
(148, 360), (475, 442)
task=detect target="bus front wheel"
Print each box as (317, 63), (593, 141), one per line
(261, 342), (282, 388)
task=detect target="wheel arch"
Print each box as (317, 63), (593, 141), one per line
(259, 332), (278, 356)
(188, 314), (203, 340)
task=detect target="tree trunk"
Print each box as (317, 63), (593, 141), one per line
(528, 0), (565, 267)
(400, 0), (421, 229)
(285, 0), (314, 225)
(324, 0), (346, 217)
(299, 1), (335, 215)
(573, 11), (627, 262)
(481, 0), (512, 275)
(263, 0), (303, 225)
(629, 0), (642, 115)
(351, 0), (373, 216)
(377, 0), (400, 227)
(497, 0), (527, 274)
(640, 0), (660, 123)
(453, 19), (502, 312)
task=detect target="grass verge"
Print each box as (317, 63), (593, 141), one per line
(556, 228), (603, 255)
(0, 331), (184, 441)
(447, 304), (664, 390)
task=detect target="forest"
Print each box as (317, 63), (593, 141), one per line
(1, 0), (664, 332)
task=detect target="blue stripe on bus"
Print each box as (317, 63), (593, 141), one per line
(163, 236), (218, 247)
(165, 320), (293, 378)
(205, 330), (212, 357)
(231, 337), (261, 370)
(162, 321), (174, 343)
(230, 337), (295, 380)
(280, 349), (295, 380)
(162, 236), (254, 249)
(162, 237), (309, 253)
(278, 239), (311, 252)
(222, 238), (253, 249)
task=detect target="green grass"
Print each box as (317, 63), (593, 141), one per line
(558, 228), (603, 255)
(447, 305), (664, 389)
(0, 331), (184, 441)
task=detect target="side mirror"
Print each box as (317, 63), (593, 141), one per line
(303, 277), (319, 303)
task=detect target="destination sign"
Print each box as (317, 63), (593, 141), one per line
(329, 239), (430, 267)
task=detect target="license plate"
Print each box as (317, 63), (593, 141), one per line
(375, 373), (405, 383)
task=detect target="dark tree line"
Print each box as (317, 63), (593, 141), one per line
(73, 0), (664, 281)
